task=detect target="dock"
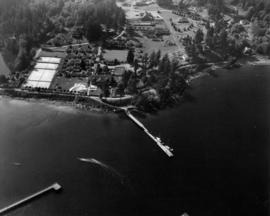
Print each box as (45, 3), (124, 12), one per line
(0, 183), (61, 215)
(124, 109), (174, 157)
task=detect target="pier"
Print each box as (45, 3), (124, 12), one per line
(0, 183), (61, 215)
(124, 109), (174, 157)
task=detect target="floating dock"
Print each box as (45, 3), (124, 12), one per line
(124, 110), (174, 157)
(0, 183), (61, 215)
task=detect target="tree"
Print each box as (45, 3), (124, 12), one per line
(127, 74), (137, 94)
(195, 29), (204, 44)
(85, 20), (102, 42)
(116, 81), (125, 97)
(14, 35), (31, 72)
(0, 75), (8, 84)
(155, 50), (161, 66)
(219, 29), (228, 50)
(149, 51), (156, 68)
(158, 54), (171, 74)
(127, 49), (134, 64)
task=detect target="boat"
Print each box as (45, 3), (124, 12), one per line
(164, 145), (174, 152)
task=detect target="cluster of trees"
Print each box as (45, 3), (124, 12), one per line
(195, 0), (270, 56)
(0, 0), (126, 74)
(239, 0), (270, 55)
(184, 17), (249, 63)
(124, 50), (187, 111)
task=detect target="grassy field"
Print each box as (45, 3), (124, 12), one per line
(136, 35), (178, 55)
(50, 76), (88, 90)
(103, 49), (128, 62)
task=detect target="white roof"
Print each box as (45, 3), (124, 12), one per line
(69, 83), (87, 92)
(38, 57), (61, 64)
(35, 62), (58, 70)
(28, 69), (44, 81)
(25, 68), (57, 89)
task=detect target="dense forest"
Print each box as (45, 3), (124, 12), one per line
(0, 0), (126, 73)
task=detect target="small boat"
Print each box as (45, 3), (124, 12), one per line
(156, 137), (161, 142)
(164, 145), (174, 152)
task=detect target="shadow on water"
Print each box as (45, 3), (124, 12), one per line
(181, 92), (197, 104)
(208, 70), (219, 78)
(116, 111), (129, 120)
(130, 110), (147, 119)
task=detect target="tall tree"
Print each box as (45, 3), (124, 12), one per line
(127, 49), (134, 64)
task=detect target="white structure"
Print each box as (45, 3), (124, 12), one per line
(24, 57), (60, 89)
(149, 11), (163, 21)
(69, 83), (88, 92)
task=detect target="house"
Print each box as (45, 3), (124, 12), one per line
(178, 17), (189, 23)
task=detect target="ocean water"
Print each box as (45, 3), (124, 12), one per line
(0, 66), (269, 216)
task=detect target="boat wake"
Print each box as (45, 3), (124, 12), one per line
(77, 158), (126, 184)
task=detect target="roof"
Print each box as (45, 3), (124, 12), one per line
(35, 62), (58, 70)
(38, 57), (61, 64)
(24, 69), (57, 89)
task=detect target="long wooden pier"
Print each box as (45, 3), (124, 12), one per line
(0, 183), (61, 215)
(124, 109), (174, 157)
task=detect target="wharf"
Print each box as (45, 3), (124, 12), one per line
(0, 183), (61, 215)
(124, 109), (174, 157)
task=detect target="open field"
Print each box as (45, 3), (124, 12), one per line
(103, 49), (128, 62)
(135, 35), (178, 55)
(50, 76), (88, 90)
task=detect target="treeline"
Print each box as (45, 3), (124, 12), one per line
(0, 0), (125, 73)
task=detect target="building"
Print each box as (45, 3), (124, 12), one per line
(24, 57), (61, 89)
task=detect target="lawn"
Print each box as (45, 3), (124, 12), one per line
(103, 49), (128, 62)
(136, 35), (179, 55)
(50, 76), (88, 90)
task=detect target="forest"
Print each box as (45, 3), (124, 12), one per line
(0, 0), (126, 73)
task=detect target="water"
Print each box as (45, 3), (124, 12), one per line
(0, 66), (269, 216)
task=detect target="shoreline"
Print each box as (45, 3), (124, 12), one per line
(238, 55), (270, 66)
(187, 54), (270, 84)
(0, 95), (107, 114)
(1, 54), (269, 114)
